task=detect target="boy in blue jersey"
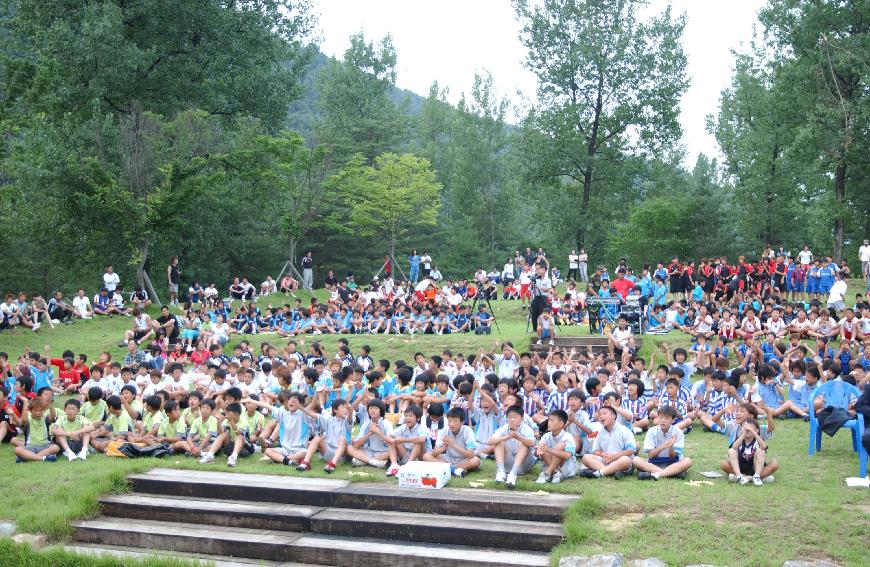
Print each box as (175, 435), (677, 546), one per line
(633, 406), (692, 480)
(491, 405), (537, 488)
(347, 399), (392, 468)
(297, 398), (353, 473)
(385, 404), (429, 476)
(247, 391), (309, 466)
(469, 387), (502, 459)
(535, 409), (577, 484)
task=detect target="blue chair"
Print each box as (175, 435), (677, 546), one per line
(808, 380), (867, 477)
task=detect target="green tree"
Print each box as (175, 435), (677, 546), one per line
(239, 130), (339, 281)
(709, 46), (806, 249)
(759, 0), (870, 260)
(316, 33), (408, 163)
(514, 0), (688, 251)
(609, 196), (694, 266)
(334, 153), (441, 275)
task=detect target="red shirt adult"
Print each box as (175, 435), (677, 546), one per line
(611, 276), (636, 299)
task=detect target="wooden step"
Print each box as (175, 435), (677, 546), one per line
(286, 534), (549, 567)
(332, 483), (574, 523)
(130, 468), (349, 507)
(100, 494), (318, 531)
(309, 507), (563, 551)
(131, 468), (576, 523)
(73, 519), (302, 562)
(61, 544), (307, 567)
(73, 519), (549, 567)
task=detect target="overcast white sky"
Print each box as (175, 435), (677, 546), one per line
(313, 0), (768, 167)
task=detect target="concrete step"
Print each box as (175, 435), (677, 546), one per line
(72, 519), (550, 567)
(73, 519), (302, 562)
(132, 468), (576, 523)
(100, 494), (319, 531)
(309, 507), (563, 552)
(129, 468), (349, 507)
(62, 544), (310, 566)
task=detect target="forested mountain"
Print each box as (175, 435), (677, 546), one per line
(1, 0), (867, 298)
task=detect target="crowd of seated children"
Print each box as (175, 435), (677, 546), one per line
(4, 318), (869, 487)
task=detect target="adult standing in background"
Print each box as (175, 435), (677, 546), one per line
(420, 251), (432, 278)
(859, 239), (870, 279)
(797, 244), (813, 266)
(567, 249), (579, 281)
(408, 249), (421, 284)
(578, 247), (589, 283)
(103, 264), (120, 294)
(301, 251), (314, 291)
(167, 256), (180, 306)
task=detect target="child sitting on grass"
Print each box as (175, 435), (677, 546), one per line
(535, 409), (577, 484)
(491, 405), (538, 488)
(246, 391), (309, 466)
(726, 418), (772, 486)
(296, 398), (353, 473)
(91, 395), (133, 452)
(51, 399), (93, 461)
(186, 398), (219, 457)
(424, 406), (480, 477)
(717, 402), (779, 484)
(386, 404), (429, 476)
(347, 399), (392, 469)
(13, 397), (59, 463)
(632, 405), (692, 480)
(156, 401), (189, 455)
(580, 406), (636, 479)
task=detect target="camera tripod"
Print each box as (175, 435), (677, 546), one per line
(469, 290), (501, 334)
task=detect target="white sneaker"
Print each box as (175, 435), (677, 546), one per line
(65, 450), (77, 461)
(52, 319), (60, 325)
(198, 452), (215, 464)
(369, 458), (387, 468)
(227, 455), (237, 467)
(632, 426), (643, 435)
(728, 473), (739, 483)
(78, 449), (88, 461)
(32, 323), (40, 331)
(452, 468), (466, 477)
(259, 455), (271, 462)
(351, 458), (365, 467)
(752, 475), (762, 486)
(738, 475), (750, 485)
(551, 470), (563, 484)
(506, 472), (517, 488)
(763, 475), (775, 484)
(535, 472), (550, 484)
(548, 339), (555, 346)
(495, 470), (507, 483)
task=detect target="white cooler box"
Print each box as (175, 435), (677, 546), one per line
(397, 460), (451, 489)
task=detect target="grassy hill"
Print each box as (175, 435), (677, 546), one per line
(0, 288), (868, 566)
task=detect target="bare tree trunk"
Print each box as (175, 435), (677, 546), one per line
(136, 240), (149, 290)
(833, 157), (846, 261)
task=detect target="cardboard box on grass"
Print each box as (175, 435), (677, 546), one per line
(397, 460), (451, 489)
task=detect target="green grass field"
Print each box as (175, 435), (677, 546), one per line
(1, 287), (869, 566)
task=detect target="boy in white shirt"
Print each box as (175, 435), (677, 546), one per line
(632, 405), (692, 480)
(580, 406), (636, 479)
(72, 289), (93, 319)
(491, 405), (537, 488)
(535, 409), (577, 484)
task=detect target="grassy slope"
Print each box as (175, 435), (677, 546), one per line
(1, 287), (869, 566)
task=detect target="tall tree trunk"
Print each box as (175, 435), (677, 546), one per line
(136, 239), (162, 306)
(389, 238), (396, 276)
(833, 157), (846, 261)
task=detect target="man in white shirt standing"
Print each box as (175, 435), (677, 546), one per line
(826, 272), (848, 313)
(797, 245), (813, 266)
(103, 264), (120, 293)
(859, 239), (870, 279)
(72, 289), (93, 319)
